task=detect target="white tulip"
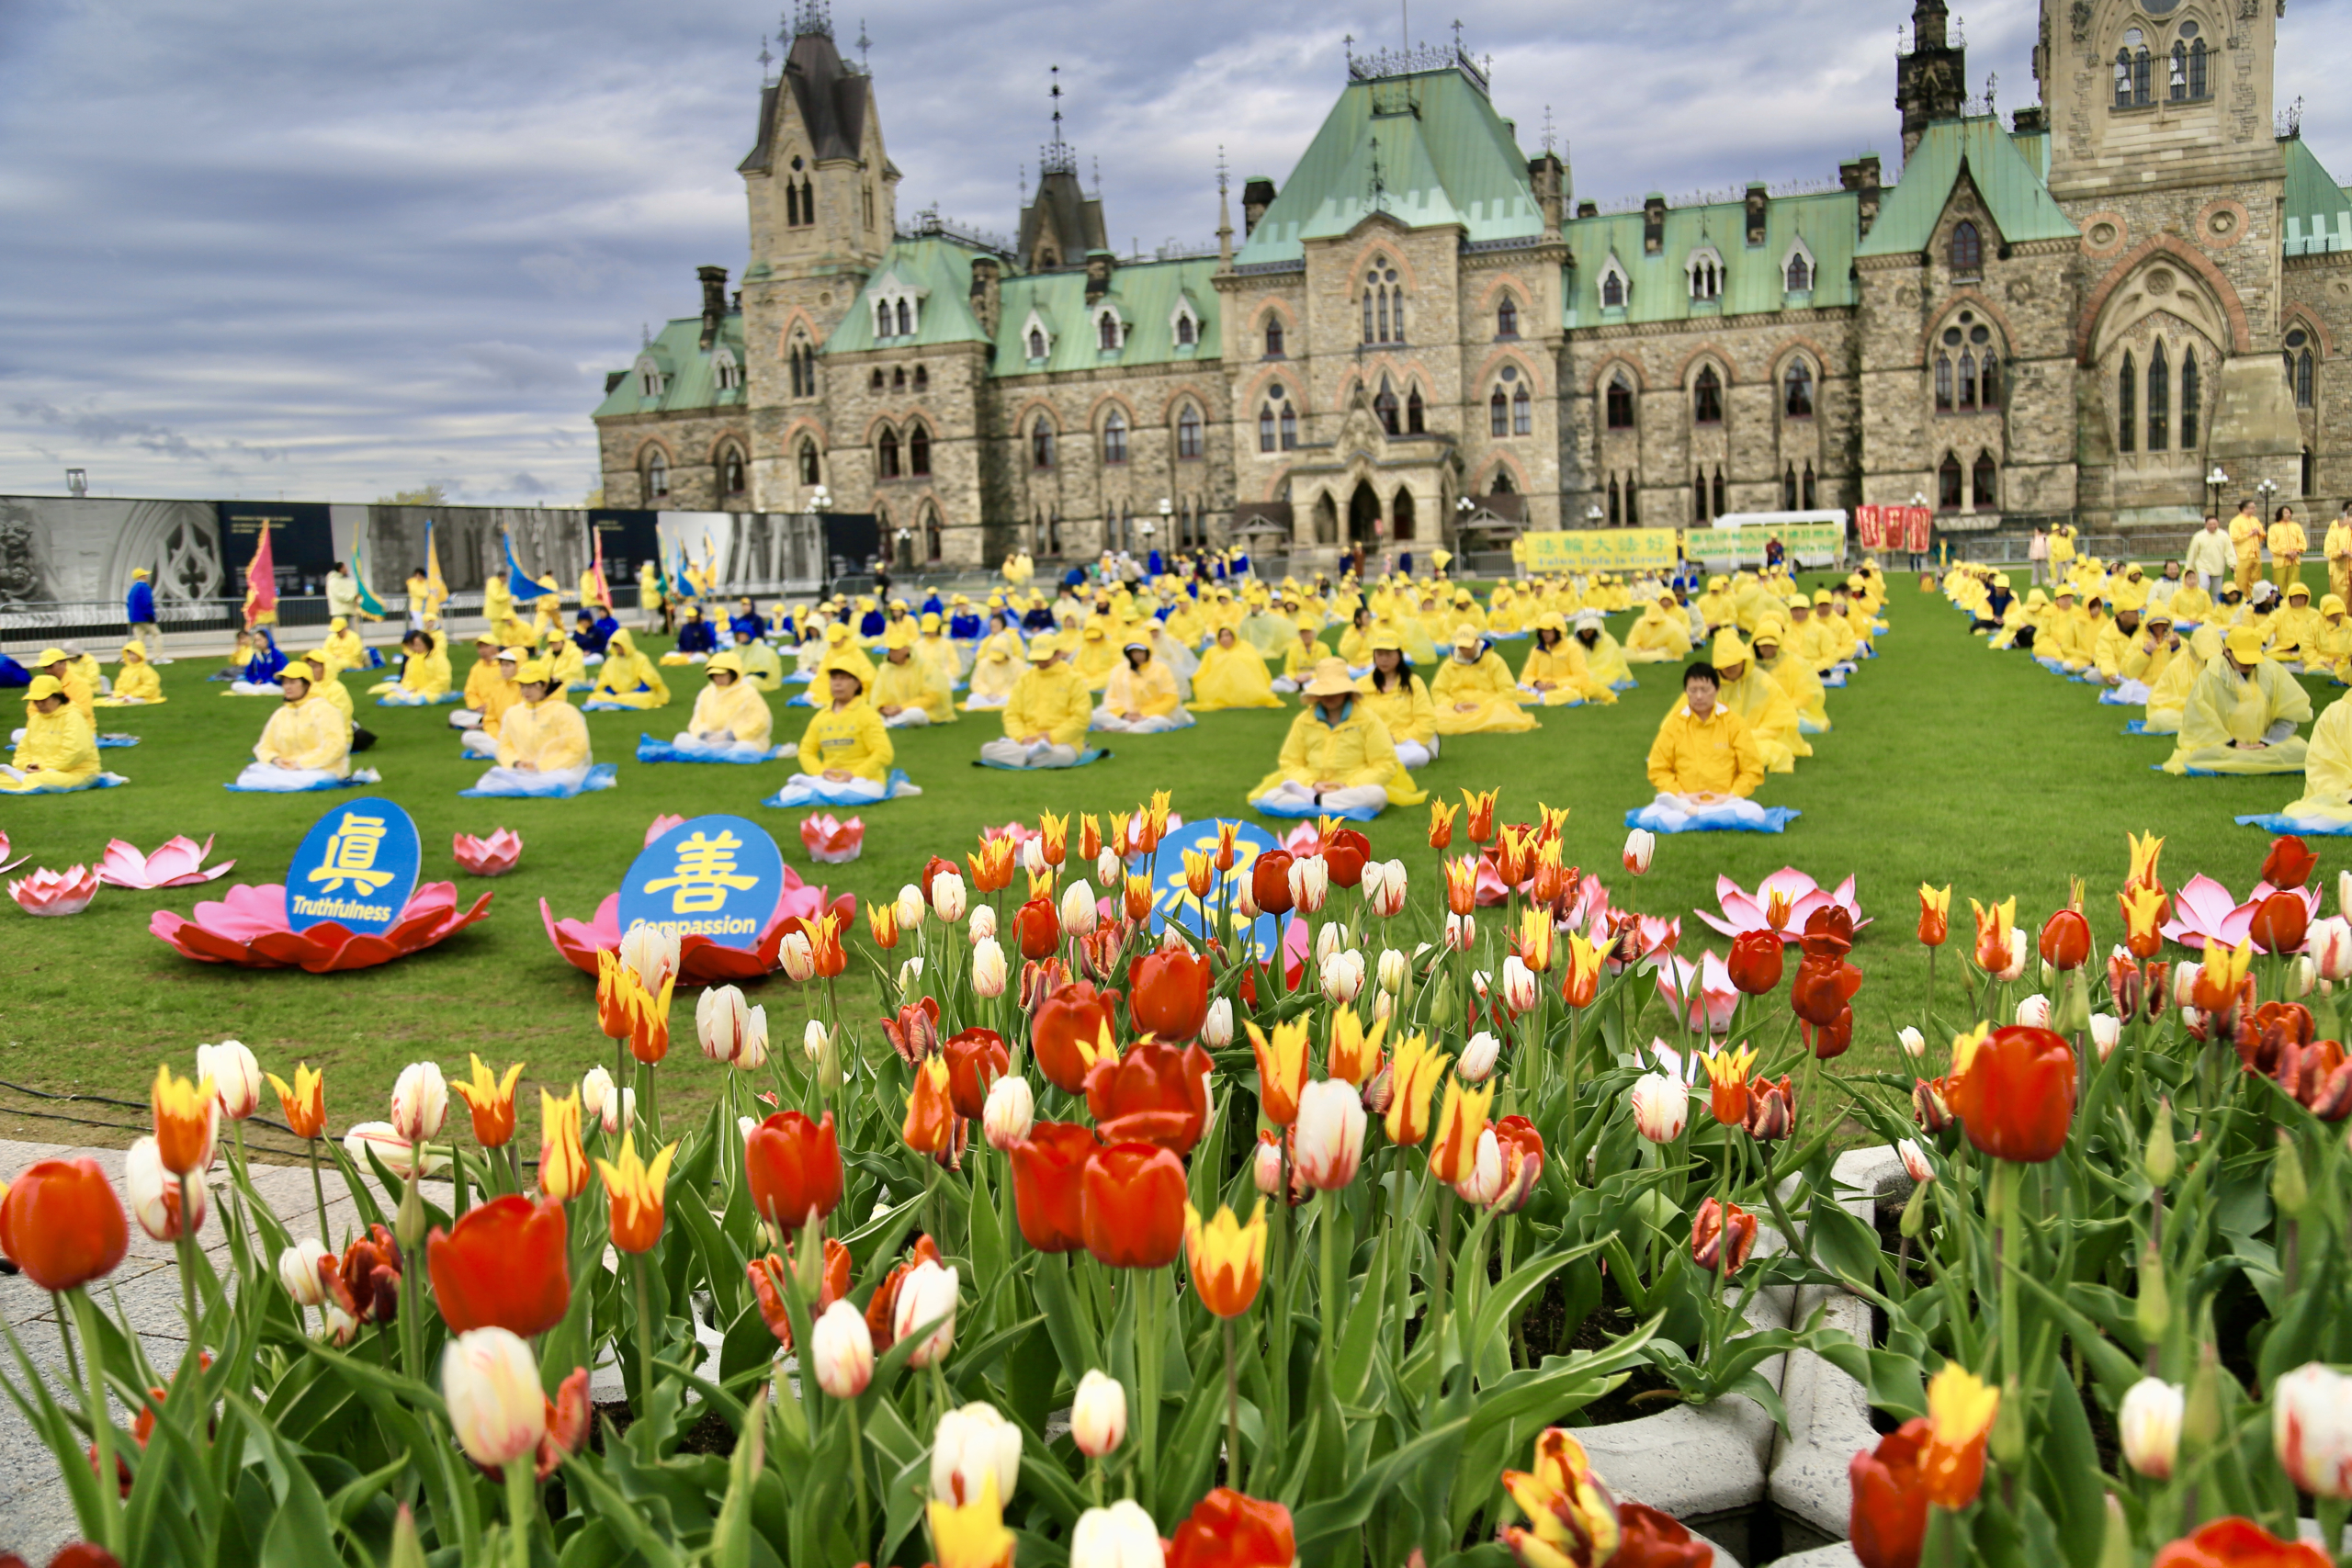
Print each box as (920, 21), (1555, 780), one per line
(803, 1020), (831, 1063)
(1377, 948), (1408, 994)
(695, 986), (765, 1066)
(971, 936), (1009, 998)
(1314, 920), (1347, 964)
(1319, 948), (1365, 1005)
(618, 921), (681, 994)
(1069, 1368), (1126, 1458)
(1897, 1026), (1927, 1060)
(899, 955), (926, 993)
(2292, 954), (2317, 998)
(442, 1327), (548, 1471)
(390, 1062), (448, 1144)
(1363, 860), (1409, 918)
(1459, 1030), (1501, 1085)
(2311, 916), (2352, 982)
(967, 903), (998, 942)
(277, 1237), (331, 1307)
(779, 929), (816, 982)
(2088, 1013), (2120, 1061)
(1021, 838), (1050, 877)
(2339, 867), (2352, 922)
(1453, 1126), (1505, 1208)
(582, 1065), (616, 1120)
(1444, 911), (1476, 953)
(1252, 1132), (1285, 1195)
(1201, 997), (1234, 1049)
(982, 1075), (1035, 1151)
(1060, 878), (1099, 937)
(345, 1121), (447, 1179)
(2014, 993), (2052, 1030)
(894, 1259), (959, 1369)
(196, 1040), (262, 1121)
(1500, 956), (1538, 1016)
(2120, 1377), (2185, 1480)
(930, 1399), (1020, 1505)
(1628, 1073), (1687, 1143)
(931, 869), (968, 924)
(1996, 928), (2030, 984)
(1288, 854), (1329, 915)
(1070, 1500), (1161, 1567)
(126, 1135), (205, 1241)
(809, 1299), (875, 1398)
(1897, 1138), (1935, 1185)
(2272, 1362), (2352, 1500)
(1621, 828), (1655, 875)
(1097, 849), (1124, 889)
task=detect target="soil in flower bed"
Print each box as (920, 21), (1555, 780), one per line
(591, 1399), (740, 1456)
(1684, 1502), (1840, 1567)
(1513, 1269), (1688, 1424)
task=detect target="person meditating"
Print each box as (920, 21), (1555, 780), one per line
(96, 642), (164, 706)
(2163, 624), (2313, 775)
(1093, 637), (1191, 734)
(1248, 658), (1422, 819)
(1516, 613), (1611, 707)
(1, 676), (104, 794)
(669, 650), (773, 754)
(980, 635), (1095, 769)
(375, 628), (452, 705)
(1355, 634), (1438, 768)
(232, 660), (354, 791)
(460, 648), (527, 757)
(872, 631), (956, 728)
(1640, 661), (1768, 830)
(1433, 626), (1537, 734)
(468, 659), (595, 794)
(584, 629), (671, 710)
(772, 659), (900, 804)
(1188, 626), (1283, 711)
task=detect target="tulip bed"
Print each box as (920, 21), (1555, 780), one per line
(3, 775), (2352, 1568)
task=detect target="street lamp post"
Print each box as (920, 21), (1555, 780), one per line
(2206, 466), (2230, 518)
(2256, 476), (2280, 517)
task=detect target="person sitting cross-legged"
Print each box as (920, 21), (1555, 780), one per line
(1247, 657), (1424, 819)
(978, 635), (1097, 770)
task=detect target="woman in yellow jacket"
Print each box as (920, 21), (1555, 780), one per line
(231, 662), (354, 791)
(1708, 630), (1802, 773)
(2276, 686), (2352, 825)
(1433, 626), (1539, 734)
(373, 628), (452, 705)
(96, 642), (164, 705)
(1248, 659), (1425, 818)
(872, 634), (956, 728)
(1355, 635), (1438, 768)
(2162, 624), (2313, 775)
(314, 617), (369, 675)
(584, 629), (671, 710)
(673, 650), (775, 750)
(980, 636), (1096, 769)
(1752, 617), (1830, 734)
(1072, 623), (1122, 691)
(963, 615), (1025, 710)
(1092, 637), (1192, 735)
(1, 677), (104, 793)
(1623, 593), (1693, 664)
(772, 659), (902, 803)
(1516, 614), (1611, 707)
(1188, 626), (1283, 711)
(473, 660), (597, 794)
(1271, 623), (1329, 693)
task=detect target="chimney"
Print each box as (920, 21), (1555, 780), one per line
(1854, 155), (1882, 237)
(2011, 105), (2046, 133)
(1744, 182), (1769, 246)
(1576, 199), (1599, 219)
(1643, 193), (1667, 255)
(1528, 151), (1566, 239)
(696, 265), (729, 349)
(1084, 249), (1114, 303)
(969, 255), (1001, 336)
(1242, 176), (1276, 238)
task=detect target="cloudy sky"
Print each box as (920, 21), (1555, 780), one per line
(4, 0), (2346, 507)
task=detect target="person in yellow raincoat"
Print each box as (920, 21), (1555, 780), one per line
(1752, 618), (1829, 734)
(1694, 577), (1736, 632)
(1355, 634), (1437, 768)
(1443, 588), (1489, 637)
(809, 622), (876, 689)
(1516, 613), (1611, 706)
(963, 615), (1025, 710)
(635, 562), (663, 632)
(1433, 626), (1538, 734)
(2139, 623), (2220, 733)
(872, 632), (956, 727)
(1708, 629), (1801, 773)
(373, 628), (451, 705)
(2269, 582), (2322, 666)
(232, 661), (353, 790)
(312, 617), (368, 676)
(2314, 595), (2352, 682)
(543, 627), (589, 690)
(585, 629), (672, 709)
(2109, 607), (2184, 705)
(774, 659), (899, 802)
(726, 625), (785, 691)
(1623, 592), (1693, 663)
(1067, 622), (1120, 692)
(96, 642), (164, 705)
(1572, 612), (1634, 688)
(1188, 626), (1283, 711)
(28, 649), (94, 723)
(1487, 584), (1530, 634)
(1271, 622), (1329, 694)
(1337, 606), (1378, 671)
(914, 615), (963, 687)
(455, 634), (511, 724)
(2277, 688), (2352, 824)
(1093, 637), (1191, 734)
(981, 635), (1096, 769)
(2326, 505), (2352, 609)
(475, 660), (594, 793)
(2227, 502), (2266, 597)
(2270, 505), (2307, 589)
(1, 677), (104, 794)
(2091, 595), (2146, 682)
(2035, 587), (2093, 671)
(676, 650), (775, 747)
(1248, 658), (1424, 818)
(1645, 662), (1765, 807)
(2162, 624), (2312, 774)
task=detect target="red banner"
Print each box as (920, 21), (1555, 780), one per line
(1902, 507), (1934, 552)
(1854, 505), (1886, 550)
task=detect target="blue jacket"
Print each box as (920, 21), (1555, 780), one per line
(127, 580), (156, 623)
(675, 617), (717, 654)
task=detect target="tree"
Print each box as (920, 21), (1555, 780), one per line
(377, 484), (448, 506)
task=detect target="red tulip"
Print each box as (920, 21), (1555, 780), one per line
(864, 1234), (940, 1350)
(1800, 905), (1854, 959)
(1009, 1122), (1098, 1252)
(1690, 1196), (1758, 1276)
(941, 1027), (1011, 1120)
(743, 1111), (843, 1229)
(2262, 835), (2319, 891)
(1165, 1487), (1297, 1568)
(1848, 1420), (1931, 1568)
(749, 1235), (851, 1348)
(1015, 896), (1059, 961)
(1084, 1040), (1214, 1154)
(1080, 1142), (1186, 1269)
(2249, 890), (2310, 956)
(1033, 979), (1121, 1093)
(1726, 930), (1784, 995)
(1128, 948), (1212, 1042)
(880, 996), (942, 1066)
(918, 854), (960, 903)
(1251, 850), (1295, 916)
(0, 1158), (128, 1292)
(2038, 909), (2091, 971)
(426, 1194), (570, 1337)
(2152, 1517), (2332, 1568)
(1804, 1007), (1856, 1061)
(1949, 1025), (2076, 1163)
(1790, 953), (1862, 1027)
(1614, 1503), (1714, 1568)
(1320, 829), (1370, 889)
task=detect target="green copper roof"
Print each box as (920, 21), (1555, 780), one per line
(1233, 64), (1542, 265)
(1562, 189), (1859, 327)
(593, 312), (748, 420)
(994, 257), (1222, 376)
(822, 236), (998, 353)
(2283, 136), (2352, 255)
(1857, 116), (2076, 256)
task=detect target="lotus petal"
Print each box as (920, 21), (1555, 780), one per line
(540, 873), (848, 987)
(1696, 869), (1871, 944)
(150, 882), (492, 972)
(97, 834), (233, 890)
(10, 865), (98, 916)
(643, 814), (686, 848)
(0, 830), (21, 875)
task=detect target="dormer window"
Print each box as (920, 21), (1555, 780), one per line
(1028, 328), (1046, 358)
(1496, 294), (1520, 339)
(1020, 309), (1054, 364)
(1170, 299), (1200, 348)
(1598, 256), (1630, 310)
(1782, 238), (1815, 295)
(1686, 244), (1724, 302)
(713, 347), (741, 393)
(1094, 307), (1125, 353)
(635, 356), (665, 398)
(871, 275), (925, 341)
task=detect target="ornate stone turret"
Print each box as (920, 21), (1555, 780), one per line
(1896, 0), (1966, 161)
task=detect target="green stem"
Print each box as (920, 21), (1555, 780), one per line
(308, 1140), (328, 1244)
(1562, 1008), (1581, 1185)
(503, 1459), (534, 1568)
(845, 1392), (872, 1552)
(1996, 1160), (2022, 1391)
(631, 1254), (656, 1417)
(1318, 1187), (1343, 1361)
(1223, 1317), (1242, 1488)
(641, 1058), (661, 1146)
(1427, 1188), (1456, 1417)
(1136, 1271), (1162, 1517)
(175, 1170), (200, 1346)
(68, 1290), (122, 1557)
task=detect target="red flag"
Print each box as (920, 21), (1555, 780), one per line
(243, 523), (278, 629)
(1904, 507), (1934, 553)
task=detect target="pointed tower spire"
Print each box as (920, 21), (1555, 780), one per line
(1216, 147), (1233, 266)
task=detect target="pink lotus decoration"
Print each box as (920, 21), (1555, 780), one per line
(644, 814), (687, 848)
(1693, 870), (1869, 944)
(11, 865), (99, 917)
(0, 831), (23, 876)
(97, 836), (234, 890)
(980, 820), (1037, 851)
(151, 883), (492, 972)
(1118, 812), (1182, 858)
(542, 865), (853, 987)
(2160, 873), (2320, 950)
(800, 813), (865, 864)
(453, 829), (524, 877)
(1656, 950), (1738, 1032)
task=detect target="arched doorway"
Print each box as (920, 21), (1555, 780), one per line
(1391, 489), (1416, 541)
(1348, 479), (1381, 544)
(1313, 493), (1339, 545)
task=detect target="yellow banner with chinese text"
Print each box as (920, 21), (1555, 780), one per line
(1520, 527), (1683, 575)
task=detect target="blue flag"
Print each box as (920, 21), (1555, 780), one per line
(504, 532), (553, 601)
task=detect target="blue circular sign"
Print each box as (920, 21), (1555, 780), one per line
(618, 814), (786, 945)
(284, 797), (423, 935)
(1146, 818), (1283, 961)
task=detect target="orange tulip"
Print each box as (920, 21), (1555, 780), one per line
(1038, 811), (1069, 867)
(1326, 1006), (1386, 1087)
(2194, 938), (2256, 1013)
(1443, 857), (1478, 917)
(1426, 1077), (1494, 1183)
(266, 1063), (326, 1141)
(1124, 873), (1153, 922)
(151, 1064), (216, 1177)
(1918, 1363), (1998, 1509)
(449, 1055), (526, 1148)
(1461, 787), (1498, 844)
(1142, 790), (1172, 852)
(786, 911), (847, 978)
(868, 901), (899, 949)
(1702, 1043), (1758, 1125)
(1079, 814), (1102, 862)
(1949, 1026), (2075, 1164)
(2120, 885), (2167, 960)
(1246, 1019), (1310, 1125)
(0, 1158), (128, 1292)
(1969, 896), (2016, 975)
(1561, 931), (1603, 1008)
(594, 1136), (677, 1254)
(1917, 884), (1951, 948)
(1183, 1201), (1267, 1317)
(537, 1089), (589, 1201)
(1495, 825), (1536, 888)
(629, 974), (674, 1066)
(967, 835), (1015, 894)
(902, 1056), (956, 1160)
(1427, 800), (1459, 851)
(2125, 830), (2165, 895)
(1215, 820), (1239, 871)
(594, 949), (639, 1040)
(1384, 1032), (1449, 1145)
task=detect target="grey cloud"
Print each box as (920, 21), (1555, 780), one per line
(460, 343), (588, 391)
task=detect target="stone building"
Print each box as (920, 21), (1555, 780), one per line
(594, 0), (2352, 569)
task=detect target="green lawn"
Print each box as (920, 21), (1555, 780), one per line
(3, 575), (2343, 1150)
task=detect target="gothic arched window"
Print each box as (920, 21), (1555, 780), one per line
(1259, 405), (1277, 453)
(1101, 410), (1128, 466)
(1265, 317), (1285, 357)
(2148, 339), (2171, 451)
(1783, 360), (1814, 419)
(909, 424), (931, 477)
(2119, 352), (2137, 454)
(1512, 385), (1532, 435)
(1176, 405), (1204, 460)
(1497, 295), (1519, 338)
(1951, 220), (1982, 276)
(876, 428), (900, 479)
(1489, 388), (1509, 438)
(1692, 366), (1723, 425)
(798, 439), (820, 486)
(1606, 374), (1635, 430)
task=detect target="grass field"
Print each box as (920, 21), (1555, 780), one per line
(3, 571), (2346, 1149)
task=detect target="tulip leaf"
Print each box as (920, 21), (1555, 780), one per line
(664, 1173), (745, 1324)
(1807, 1186), (1888, 1291)
(2002, 1265), (2141, 1402)
(1292, 1413), (1472, 1551)
(560, 1448), (689, 1568)
(1025, 1249), (1101, 1382)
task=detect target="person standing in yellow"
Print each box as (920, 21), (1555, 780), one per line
(473, 660), (595, 793)
(872, 633), (956, 728)
(232, 662), (353, 790)
(96, 642), (164, 705)
(2270, 505), (2309, 589)
(980, 636), (1096, 768)
(2047, 522), (2078, 579)
(1433, 626), (1538, 734)
(1, 677), (104, 793)
(2229, 502), (2267, 596)
(1248, 659), (1424, 818)
(2163, 623), (2312, 775)
(1093, 637), (1190, 734)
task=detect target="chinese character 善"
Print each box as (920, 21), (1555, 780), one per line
(642, 829), (761, 914)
